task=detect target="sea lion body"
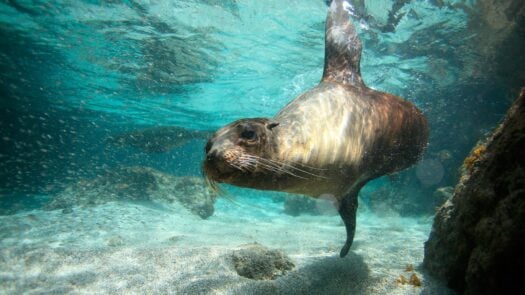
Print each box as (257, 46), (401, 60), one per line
(203, 0), (428, 257)
(211, 82), (427, 197)
(275, 81), (427, 195)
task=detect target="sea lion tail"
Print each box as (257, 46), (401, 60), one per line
(322, 0), (364, 87)
(338, 188), (359, 257)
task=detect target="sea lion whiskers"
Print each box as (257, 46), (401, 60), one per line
(242, 154), (328, 179)
(236, 154), (258, 168)
(237, 154), (296, 177)
(202, 164), (242, 207)
(203, 172), (222, 195)
(239, 154), (307, 179)
(269, 159), (330, 179)
(250, 155), (329, 179)
(229, 161), (249, 173)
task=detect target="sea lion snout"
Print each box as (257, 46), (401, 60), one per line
(205, 146), (240, 166)
(204, 132), (246, 180)
(204, 150), (234, 181)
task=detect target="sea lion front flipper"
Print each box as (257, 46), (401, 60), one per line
(338, 189), (359, 257)
(322, 0), (364, 87)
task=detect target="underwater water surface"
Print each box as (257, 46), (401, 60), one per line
(1, 0), (524, 294)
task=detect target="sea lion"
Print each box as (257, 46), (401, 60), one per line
(203, 0), (428, 257)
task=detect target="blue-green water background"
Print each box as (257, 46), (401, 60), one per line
(1, 0), (524, 214)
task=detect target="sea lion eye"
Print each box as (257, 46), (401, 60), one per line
(241, 130), (257, 140)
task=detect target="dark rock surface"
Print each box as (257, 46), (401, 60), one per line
(45, 166), (216, 219)
(231, 243), (295, 280)
(423, 88), (525, 294)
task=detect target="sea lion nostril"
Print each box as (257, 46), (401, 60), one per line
(206, 150), (218, 161)
(205, 141), (212, 154)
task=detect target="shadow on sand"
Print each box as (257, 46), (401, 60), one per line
(181, 252), (372, 295)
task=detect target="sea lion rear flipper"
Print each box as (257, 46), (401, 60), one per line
(322, 0), (364, 87)
(338, 189), (359, 257)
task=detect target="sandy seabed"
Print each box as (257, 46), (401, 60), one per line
(0, 193), (455, 294)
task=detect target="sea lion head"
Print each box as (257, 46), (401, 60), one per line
(203, 118), (280, 185)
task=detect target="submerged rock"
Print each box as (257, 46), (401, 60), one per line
(283, 195), (339, 217)
(231, 243), (295, 280)
(423, 88), (525, 294)
(45, 166), (216, 219)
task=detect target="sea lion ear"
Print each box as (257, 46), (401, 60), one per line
(266, 122), (280, 130)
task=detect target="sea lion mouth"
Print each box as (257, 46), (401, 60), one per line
(206, 167), (237, 182)
(203, 148), (244, 181)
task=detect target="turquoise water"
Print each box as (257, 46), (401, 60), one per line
(1, 0), (523, 293)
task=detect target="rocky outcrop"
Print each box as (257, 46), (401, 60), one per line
(423, 88), (525, 294)
(232, 243), (295, 280)
(45, 166), (217, 219)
